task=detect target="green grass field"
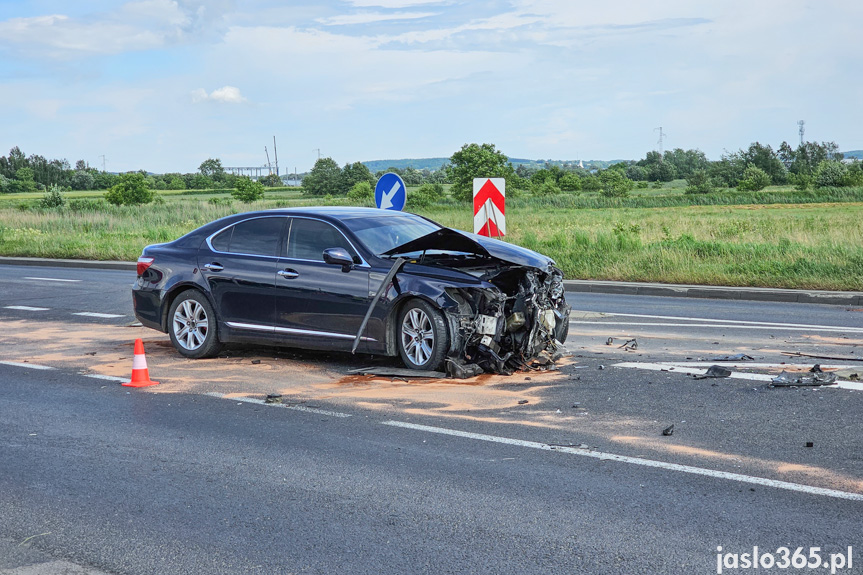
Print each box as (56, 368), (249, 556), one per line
(1, 184), (861, 291)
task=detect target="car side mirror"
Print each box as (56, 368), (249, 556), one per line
(323, 247), (354, 272)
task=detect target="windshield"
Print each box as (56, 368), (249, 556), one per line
(341, 214), (442, 256)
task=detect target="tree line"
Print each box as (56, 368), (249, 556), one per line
(3, 137), (862, 208)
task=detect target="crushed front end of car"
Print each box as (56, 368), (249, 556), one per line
(443, 264), (570, 376)
(383, 227), (571, 376)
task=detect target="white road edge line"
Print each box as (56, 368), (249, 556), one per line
(204, 392), (351, 418)
(602, 311), (861, 331)
(614, 362), (863, 391)
(382, 420), (863, 502)
(73, 312), (125, 318)
(0, 361), (55, 370)
(569, 321), (863, 333)
(23, 277), (82, 283)
(4, 306), (50, 311)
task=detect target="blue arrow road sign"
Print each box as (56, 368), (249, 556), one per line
(375, 172), (406, 211)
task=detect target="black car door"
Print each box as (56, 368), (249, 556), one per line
(198, 216), (287, 332)
(273, 217), (373, 350)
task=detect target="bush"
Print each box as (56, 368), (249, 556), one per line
(105, 172), (154, 206)
(598, 170), (634, 197)
(685, 170), (715, 194)
(790, 173), (813, 191)
(70, 170), (95, 190)
(347, 181), (374, 203)
(259, 173), (282, 187)
(736, 165), (771, 192)
(532, 180), (562, 196)
(39, 185), (66, 208)
(814, 160), (848, 188)
(559, 172), (582, 192)
(406, 183), (444, 209)
(232, 177), (265, 203)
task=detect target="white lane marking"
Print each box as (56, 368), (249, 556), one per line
(614, 362), (863, 391)
(73, 312), (125, 319)
(23, 277), (82, 283)
(0, 361), (55, 370)
(83, 374), (129, 383)
(569, 321), (863, 333)
(382, 420), (863, 502)
(4, 305), (50, 311)
(603, 311), (861, 331)
(205, 392), (352, 418)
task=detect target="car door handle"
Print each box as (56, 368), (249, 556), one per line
(278, 269), (299, 279)
(203, 263), (224, 272)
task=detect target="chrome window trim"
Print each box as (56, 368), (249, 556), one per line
(284, 216), (370, 268)
(226, 321), (376, 342)
(205, 215), (287, 259)
(205, 214), (370, 268)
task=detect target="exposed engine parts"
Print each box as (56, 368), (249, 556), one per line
(444, 265), (571, 376)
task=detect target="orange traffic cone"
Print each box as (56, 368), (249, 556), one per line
(122, 338), (159, 387)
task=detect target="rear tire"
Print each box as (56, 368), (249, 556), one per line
(397, 299), (449, 371)
(168, 290), (221, 359)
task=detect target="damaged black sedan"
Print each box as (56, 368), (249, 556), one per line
(133, 207), (570, 375)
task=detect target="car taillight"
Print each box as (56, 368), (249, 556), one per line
(137, 256), (154, 276)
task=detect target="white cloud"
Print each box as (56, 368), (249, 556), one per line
(346, 0), (448, 7)
(192, 86), (247, 103)
(318, 11), (437, 26)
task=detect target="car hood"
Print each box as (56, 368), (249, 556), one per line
(383, 227), (554, 270)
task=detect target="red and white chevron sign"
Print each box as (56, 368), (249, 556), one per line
(473, 178), (505, 237)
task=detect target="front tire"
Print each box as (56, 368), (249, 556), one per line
(168, 290), (221, 359)
(397, 299), (449, 371)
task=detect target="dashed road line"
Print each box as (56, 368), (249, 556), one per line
(4, 306), (50, 311)
(205, 392), (352, 418)
(382, 420), (863, 502)
(73, 312), (125, 318)
(614, 361), (863, 391)
(23, 276), (82, 283)
(0, 360), (54, 370)
(83, 374), (129, 383)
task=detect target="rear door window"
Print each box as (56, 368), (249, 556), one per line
(212, 217), (286, 257)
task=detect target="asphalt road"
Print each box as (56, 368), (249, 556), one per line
(1, 265), (862, 574)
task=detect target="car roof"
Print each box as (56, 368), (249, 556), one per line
(263, 206), (420, 220)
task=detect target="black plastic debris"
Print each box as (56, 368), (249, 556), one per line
(809, 364), (823, 373)
(518, 400), (529, 405)
(771, 371), (838, 387)
(710, 354), (754, 361)
(694, 365), (732, 379)
(662, 424), (675, 436)
(347, 367), (447, 378)
(265, 394), (282, 404)
(618, 338), (638, 351)
(805, 441), (814, 448)
(445, 358), (484, 379)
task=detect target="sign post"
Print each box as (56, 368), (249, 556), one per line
(375, 172), (407, 211)
(473, 178), (505, 237)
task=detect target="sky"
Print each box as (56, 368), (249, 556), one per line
(0, 0), (860, 174)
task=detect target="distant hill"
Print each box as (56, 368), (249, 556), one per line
(361, 158), (450, 173)
(844, 150), (863, 159)
(362, 157), (626, 173)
